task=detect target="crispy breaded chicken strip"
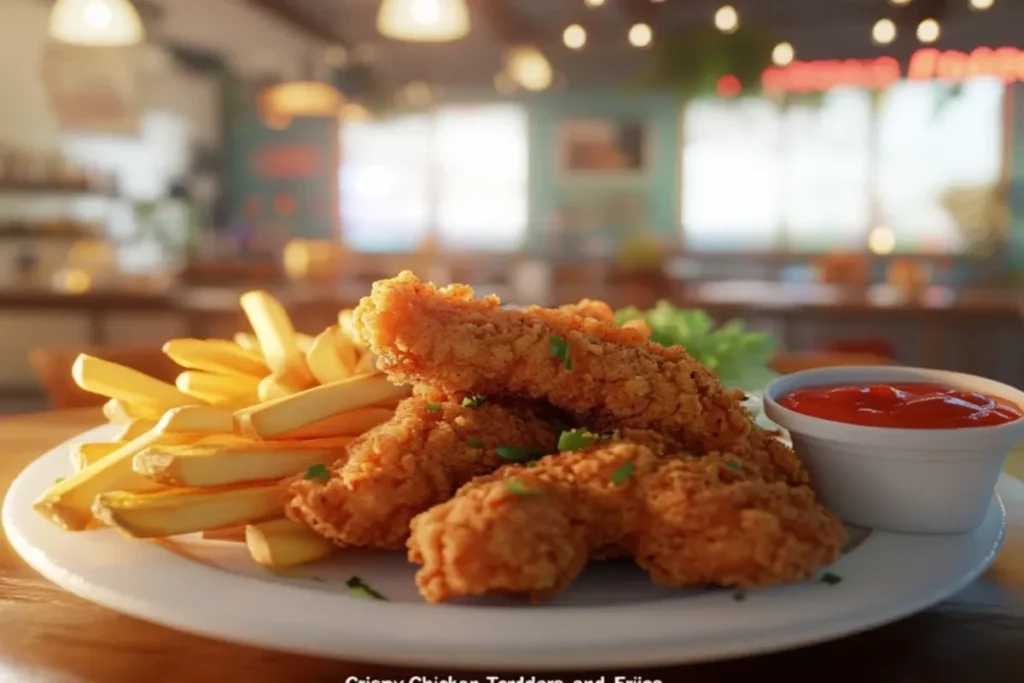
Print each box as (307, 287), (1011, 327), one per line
(287, 397), (557, 549)
(558, 298), (615, 323)
(355, 272), (806, 485)
(408, 443), (845, 604)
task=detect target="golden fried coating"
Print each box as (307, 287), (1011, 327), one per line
(355, 272), (807, 485)
(558, 298), (616, 323)
(286, 397), (557, 549)
(408, 443), (845, 604)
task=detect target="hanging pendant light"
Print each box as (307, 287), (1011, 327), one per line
(50, 0), (144, 46)
(505, 46), (552, 92)
(377, 0), (470, 42)
(259, 80), (344, 122)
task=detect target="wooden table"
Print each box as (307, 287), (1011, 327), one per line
(2, 411), (1022, 683)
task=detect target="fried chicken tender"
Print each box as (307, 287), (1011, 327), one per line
(558, 298), (615, 323)
(355, 271), (806, 485)
(408, 443), (845, 604)
(286, 397), (557, 549)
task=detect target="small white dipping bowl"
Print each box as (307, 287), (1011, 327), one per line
(763, 366), (1024, 534)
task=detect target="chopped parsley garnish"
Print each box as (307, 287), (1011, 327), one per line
(426, 403), (442, 412)
(726, 461), (742, 472)
(467, 438), (484, 448)
(304, 464), (330, 482)
(821, 572), (843, 586)
(610, 461), (635, 485)
(346, 576), (386, 600)
(54, 477), (65, 484)
(549, 335), (572, 370)
(605, 429), (621, 440)
(505, 479), (543, 497)
(496, 446), (546, 462)
(461, 395), (487, 408)
(732, 590), (746, 601)
(558, 428), (598, 452)
(527, 461), (540, 468)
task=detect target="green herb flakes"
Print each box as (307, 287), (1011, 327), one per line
(726, 461), (742, 472)
(467, 438), (484, 448)
(821, 572), (843, 586)
(304, 464), (330, 482)
(426, 403), (442, 412)
(610, 461), (635, 485)
(496, 446), (546, 462)
(505, 479), (543, 497)
(558, 428), (598, 452)
(549, 335), (572, 370)
(461, 395), (487, 408)
(346, 576), (386, 600)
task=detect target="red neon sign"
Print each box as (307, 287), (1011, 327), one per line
(762, 46), (1024, 93)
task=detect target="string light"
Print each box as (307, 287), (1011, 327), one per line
(583, 0), (605, 7)
(889, 0), (912, 5)
(916, 19), (940, 43)
(714, 5), (739, 33)
(628, 23), (653, 48)
(970, 0), (994, 9)
(563, 24), (587, 49)
(772, 42), (795, 66)
(872, 18), (897, 45)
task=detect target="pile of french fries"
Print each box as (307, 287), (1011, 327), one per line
(34, 291), (410, 570)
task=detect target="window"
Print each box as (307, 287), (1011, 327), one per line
(340, 104), (528, 252)
(681, 78), (1005, 253)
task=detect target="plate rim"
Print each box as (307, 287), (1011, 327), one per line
(2, 424), (1009, 670)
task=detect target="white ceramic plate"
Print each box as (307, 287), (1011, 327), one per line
(3, 425), (1008, 670)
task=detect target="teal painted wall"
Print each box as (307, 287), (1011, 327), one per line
(1007, 84), (1024, 271)
(525, 90), (681, 254)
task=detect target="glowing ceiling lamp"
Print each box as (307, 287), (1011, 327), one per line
(259, 80), (344, 127)
(50, 0), (144, 46)
(505, 47), (553, 91)
(377, 0), (470, 42)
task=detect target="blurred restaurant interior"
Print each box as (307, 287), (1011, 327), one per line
(3, 0), (1024, 412)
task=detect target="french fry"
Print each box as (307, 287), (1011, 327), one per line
(112, 419), (157, 443)
(237, 373), (411, 439)
(271, 407), (394, 440)
(239, 291), (315, 386)
(234, 332), (260, 352)
(93, 483), (284, 539)
(133, 437), (353, 487)
(202, 526), (247, 542)
(102, 398), (162, 423)
(34, 407), (234, 530)
(296, 333), (315, 354)
(337, 309), (361, 345)
(74, 354), (200, 413)
(258, 373), (295, 402)
(305, 326), (351, 385)
(163, 338), (269, 378)
(70, 442), (121, 471)
(353, 352), (377, 375)
(246, 518), (334, 569)
(176, 371), (261, 405)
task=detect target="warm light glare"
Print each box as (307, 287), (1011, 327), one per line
(772, 42), (795, 66)
(916, 19), (940, 43)
(563, 24), (587, 49)
(868, 226), (896, 255)
(583, 0), (605, 7)
(872, 18), (897, 45)
(401, 81), (433, 107)
(970, 0), (994, 8)
(715, 5), (739, 33)
(377, 0), (470, 42)
(260, 81), (343, 121)
(629, 23), (653, 48)
(53, 268), (92, 294)
(340, 102), (372, 122)
(493, 71), (516, 94)
(889, 0), (912, 5)
(505, 47), (553, 91)
(50, 0), (144, 46)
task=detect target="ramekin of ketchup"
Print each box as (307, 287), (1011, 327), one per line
(763, 366), (1024, 534)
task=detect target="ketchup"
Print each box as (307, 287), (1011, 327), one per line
(778, 383), (1023, 429)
